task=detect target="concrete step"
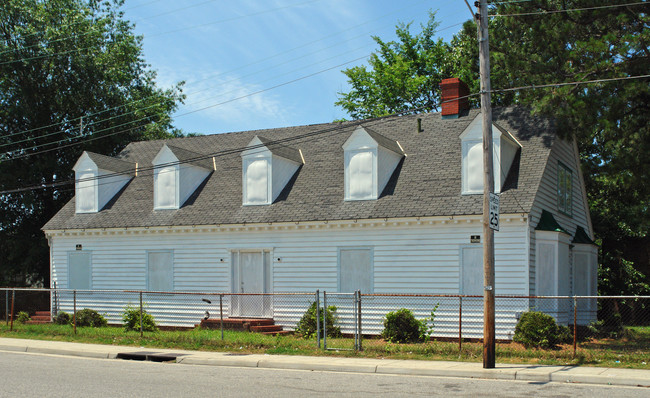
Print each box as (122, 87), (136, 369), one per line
(250, 324), (283, 333)
(24, 320), (50, 324)
(35, 311), (51, 317)
(261, 330), (292, 336)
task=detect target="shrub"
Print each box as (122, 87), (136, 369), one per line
(54, 311), (72, 325)
(15, 311), (30, 324)
(513, 311), (567, 349)
(122, 305), (157, 332)
(381, 308), (429, 343)
(75, 308), (107, 328)
(296, 302), (341, 338)
(588, 313), (624, 338)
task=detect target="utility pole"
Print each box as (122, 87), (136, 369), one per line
(477, 0), (496, 369)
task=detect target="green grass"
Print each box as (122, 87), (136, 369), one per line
(0, 323), (648, 369)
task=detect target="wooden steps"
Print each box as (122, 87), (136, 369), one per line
(199, 317), (290, 335)
(25, 311), (51, 324)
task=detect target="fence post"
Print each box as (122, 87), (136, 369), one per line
(220, 294), (224, 341)
(353, 291), (358, 351)
(573, 296), (577, 358)
(10, 289), (15, 331)
(459, 296), (463, 354)
(139, 291), (143, 338)
(357, 290), (363, 351)
(323, 291), (327, 350)
(73, 290), (77, 335)
(5, 289), (8, 326)
(315, 290), (320, 349)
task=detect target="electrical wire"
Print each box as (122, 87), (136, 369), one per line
(0, 54), (372, 162)
(490, 1), (648, 17)
(1, 0), (432, 140)
(0, 0), (324, 64)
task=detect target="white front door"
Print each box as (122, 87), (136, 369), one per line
(231, 251), (271, 317)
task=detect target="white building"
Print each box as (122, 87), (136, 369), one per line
(43, 80), (598, 337)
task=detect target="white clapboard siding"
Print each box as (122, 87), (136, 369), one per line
(49, 218), (530, 333)
(529, 137), (592, 298)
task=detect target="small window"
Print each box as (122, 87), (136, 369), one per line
(148, 251), (173, 291)
(68, 252), (91, 289)
(154, 166), (177, 209)
(346, 150), (375, 200)
(76, 171), (96, 212)
(339, 248), (373, 293)
(244, 158), (269, 205)
(557, 163), (572, 216)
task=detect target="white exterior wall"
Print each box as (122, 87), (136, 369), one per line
(48, 216), (530, 338)
(529, 137), (593, 296)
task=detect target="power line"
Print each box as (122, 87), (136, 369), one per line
(1, 0), (432, 141)
(0, 0), (324, 64)
(490, 1), (648, 17)
(488, 74), (650, 94)
(0, 104), (434, 195)
(2, 7), (466, 156)
(1, 55), (371, 162)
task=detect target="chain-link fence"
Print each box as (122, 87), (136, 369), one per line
(1, 288), (648, 354)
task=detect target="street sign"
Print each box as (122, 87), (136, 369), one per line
(489, 193), (499, 231)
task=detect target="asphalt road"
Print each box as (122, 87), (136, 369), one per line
(0, 351), (647, 397)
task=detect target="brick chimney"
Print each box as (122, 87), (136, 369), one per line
(439, 78), (469, 119)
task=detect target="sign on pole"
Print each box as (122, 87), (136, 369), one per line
(489, 192), (499, 231)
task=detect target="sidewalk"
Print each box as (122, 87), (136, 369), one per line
(1, 337), (648, 388)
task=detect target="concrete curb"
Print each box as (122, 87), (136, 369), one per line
(1, 338), (648, 388)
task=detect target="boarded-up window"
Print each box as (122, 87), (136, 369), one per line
(461, 247), (483, 295)
(537, 243), (556, 295)
(339, 248), (373, 293)
(465, 141), (483, 193)
(155, 166), (177, 209)
(347, 151), (374, 200)
(76, 171), (96, 212)
(244, 158), (269, 204)
(148, 251), (173, 291)
(69, 252), (91, 289)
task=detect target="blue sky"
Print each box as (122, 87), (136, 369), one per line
(121, 0), (473, 135)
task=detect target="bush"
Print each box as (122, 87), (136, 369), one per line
(513, 311), (567, 349)
(122, 305), (157, 332)
(54, 311), (72, 325)
(296, 302), (341, 338)
(382, 307), (438, 344)
(15, 311), (30, 324)
(75, 308), (107, 328)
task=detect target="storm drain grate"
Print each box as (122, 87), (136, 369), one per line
(116, 351), (187, 362)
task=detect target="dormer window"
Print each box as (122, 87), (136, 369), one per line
(343, 126), (404, 201)
(241, 136), (303, 206)
(460, 114), (521, 194)
(152, 144), (213, 210)
(73, 151), (134, 214)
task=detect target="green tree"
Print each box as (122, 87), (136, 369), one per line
(336, 1), (650, 294)
(335, 11), (456, 119)
(0, 0), (184, 286)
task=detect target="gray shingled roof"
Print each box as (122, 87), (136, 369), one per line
(84, 151), (135, 175)
(43, 107), (556, 230)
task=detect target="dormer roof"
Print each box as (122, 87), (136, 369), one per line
(255, 136), (304, 164)
(73, 151), (135, 175)
(163, 144), (214, 170)
(44, 107), (557, 230)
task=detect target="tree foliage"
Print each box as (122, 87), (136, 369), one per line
(336, 1), (650, 294)
(0, 0), (184, 286)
